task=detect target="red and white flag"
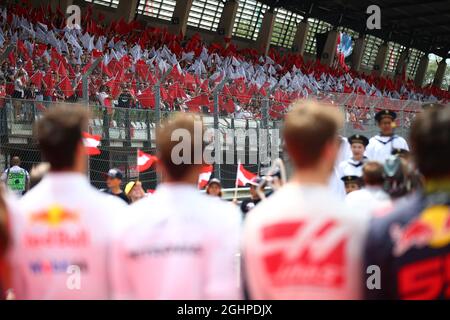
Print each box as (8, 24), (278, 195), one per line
(236, 162), (257, 187)
(82, 132), (101, 155)
(137, 149), (158, 173)
(198, 165), (213, 189)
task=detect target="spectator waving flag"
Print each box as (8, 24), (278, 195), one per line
(137, 149), (158, 173)
(198, 165), (213, 189)
(82, 132), (101, 156)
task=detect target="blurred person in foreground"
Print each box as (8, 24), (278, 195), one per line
(364, 106), (450, 300)
(111, 113), (242, 299)
(205, 178), (222, 198)
(345, 161), (391, 216)
(243, 100), (370, 299)
(124, 181), (146, 204)
(0, 185), (12, 299)
(9, 106), (126, 299)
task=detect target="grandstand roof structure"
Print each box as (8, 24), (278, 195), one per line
(259, 0), (450, 58)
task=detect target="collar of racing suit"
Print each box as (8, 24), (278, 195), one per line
(425, 179), (450, 194)
(424, 179), (450, 206)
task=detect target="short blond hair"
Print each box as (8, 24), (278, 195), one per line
(156, 113), (205, 180)
(284, 100), (343, 168)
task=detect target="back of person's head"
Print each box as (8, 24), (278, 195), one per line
(284, 100), (343, 169)
(362, 161), (384, 186)
(156, 113), (204, 181)
(410, 107), (450, 179)
(35, 105), (89, 171)
(11, 156), (20, 166)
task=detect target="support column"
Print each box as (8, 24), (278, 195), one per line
(215, 0), (239, 44)
(292, 20), (309, 56)
(115, 0), (139, 23)
(372, 42), (388, 77)
(169, 0), (194, 37)
(394, 49), (409, 79)
(50, 0), (73, 11)
(255, 8), (275, 56)
(414, 54), (429, 87)
(433, 59), (447, 88)
(320, 29), (339, 67)
(351, 35), (365, 72)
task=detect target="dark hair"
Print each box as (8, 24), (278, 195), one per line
(35, 105), (89, 171)
(363, 161), (384, 186)
(410, 107), (450, 178)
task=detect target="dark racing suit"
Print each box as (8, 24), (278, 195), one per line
(364, 187), (450, 300)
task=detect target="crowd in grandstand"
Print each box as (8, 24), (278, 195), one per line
(0, 3), (449, 124)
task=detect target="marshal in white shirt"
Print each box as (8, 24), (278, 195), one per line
(111, 183), (242, 300)
(9, 172), (127, 300)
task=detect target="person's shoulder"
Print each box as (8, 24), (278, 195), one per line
(246, 184), (299, 223)
(197, 193), (241, 225)
(346, 188), (369, 201)
(368, 192), (422, 242)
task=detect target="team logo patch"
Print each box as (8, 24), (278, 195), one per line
(260, 219), (348, 288)
(390, 205), (450, 257)
(30, 205), (79, 227)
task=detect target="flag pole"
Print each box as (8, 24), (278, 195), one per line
(137, 148), (140, 182)
(233, 160), (240, 203)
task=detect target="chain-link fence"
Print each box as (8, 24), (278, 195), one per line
(0, 66), (446, 191)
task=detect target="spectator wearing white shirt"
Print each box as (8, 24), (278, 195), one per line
(365, 110), (409, 163)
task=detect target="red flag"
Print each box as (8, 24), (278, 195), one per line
(100, 62), (113, 78)
(198, 165), (213, 189)
(82, 132), (101, 156)
(30, 72), (43, 87)
(135, 60), (149, 80)
(58, 77), (74, 97)
(105, 79), (120, 98)
(92, 49), (103, 58)
(17, 40), (30, 60)
(8, 51), (16, 66)
(236, 162), (257, 187)
(137, 87), (155, 109)
(57, 61), (67, 77)
(186, 94), (209, 112)
(24, 59), (33, 75)
(43, 71), (53, 85)
(137, 149), (158, 172)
